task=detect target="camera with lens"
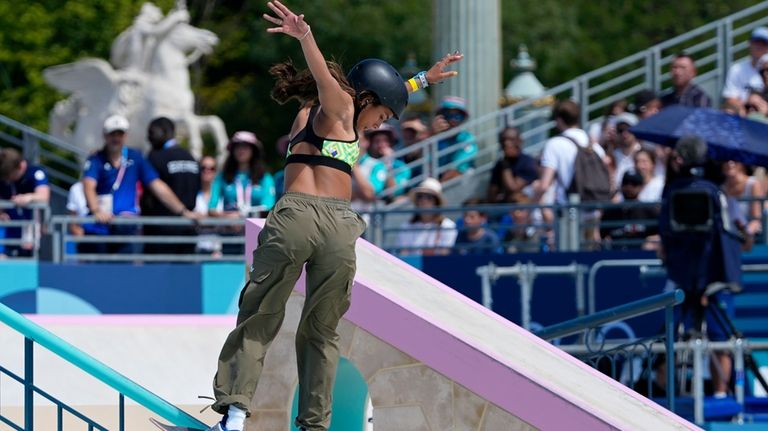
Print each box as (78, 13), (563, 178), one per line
(660, 136), (743, 294)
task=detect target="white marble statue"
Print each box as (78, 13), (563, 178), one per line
(45, 2), (227, 159)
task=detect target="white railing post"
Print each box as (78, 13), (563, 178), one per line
(576, 78), (589, 126)
(734, 338), (746, 423)
(52, 221), (61, 263)
(650, 47), (662, 93)
(692, 339), (705, 425)
(723, 18), (734, 69)
(430, 139), (440, 179)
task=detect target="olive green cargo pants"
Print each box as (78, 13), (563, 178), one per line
(212, 192), (366, 431)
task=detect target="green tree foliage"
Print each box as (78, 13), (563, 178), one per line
(0, 0), (174, 130)
(188, 0), (431, 159)
(499, 0), (761, 87)
(0, 0), (761, 163)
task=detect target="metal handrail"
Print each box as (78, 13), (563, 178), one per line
(0, 301), (208, 430)
(0, 201), (50, 260)
(537, 289), (683, 415)
(0, 113), (88, 200)
(0, 113), (88, 156)
(476, 261), (588, 329)
(587, 259), (663, 315)
(49, 215), (249, 262)
(0, 192), (761, 261)
(536, 289), (685, 341)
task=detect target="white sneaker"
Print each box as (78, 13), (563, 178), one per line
(205, 419), (240, 431)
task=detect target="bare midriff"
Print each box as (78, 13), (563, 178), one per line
(284, 142), (352, 200)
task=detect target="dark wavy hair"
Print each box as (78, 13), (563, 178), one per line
(270, 60), (357, 105)
(0, 148), (23, 181)
(222, 144), (266, 184)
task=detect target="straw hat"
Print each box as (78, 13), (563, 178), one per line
(409, 177), (445, 206)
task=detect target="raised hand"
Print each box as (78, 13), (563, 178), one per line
(263, 1), (311, 41)
(425, 51), (464, 85)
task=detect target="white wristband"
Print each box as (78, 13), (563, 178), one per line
(298, 26), (311, 41)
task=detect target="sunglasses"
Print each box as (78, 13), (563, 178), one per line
(443, 112), (467, 122)
(415, 193), (438, 201)
(201, 165), (216, 172)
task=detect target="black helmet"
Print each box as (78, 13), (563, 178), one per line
(347, 59), (408, 119)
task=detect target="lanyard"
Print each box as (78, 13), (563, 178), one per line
(235, 178), (253, 212)
(111, 147), (129, 193)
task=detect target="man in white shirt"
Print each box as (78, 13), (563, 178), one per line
(723, 26), (768, 112)
(535, 100), (607, 204)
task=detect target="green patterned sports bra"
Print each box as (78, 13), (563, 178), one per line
(285, 105), (360, 175)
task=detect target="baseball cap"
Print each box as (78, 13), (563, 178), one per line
(614, 112), (639, 127)
(227, 131), (263, 151)
(438, 96), (469, 115)
(365, 123), (397, 139)
(103, 114), (129, 134)
(621, 170), (644, 186)
(751, 26), (768, 43)
(633, 90), (658, 114)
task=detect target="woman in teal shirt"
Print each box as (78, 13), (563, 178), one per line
(209, 131), (276, 218)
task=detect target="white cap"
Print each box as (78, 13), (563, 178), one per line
(757, 53), (768, 71)
(103, 114), (130, 134)
(614, 112), (639, 127)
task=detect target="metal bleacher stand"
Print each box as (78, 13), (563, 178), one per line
(376, 1), (768, 233)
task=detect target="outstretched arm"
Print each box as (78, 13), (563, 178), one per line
(263, 1), (351, 120)
(406, 51), (464, 93)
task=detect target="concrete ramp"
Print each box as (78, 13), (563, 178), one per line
(245, 219), (699, 431)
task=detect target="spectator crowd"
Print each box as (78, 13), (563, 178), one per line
(2, 27), (768, 259)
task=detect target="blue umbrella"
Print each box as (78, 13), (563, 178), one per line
(629, 105), (768, 167)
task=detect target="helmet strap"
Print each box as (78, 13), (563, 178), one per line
(354, 92), (375, 130)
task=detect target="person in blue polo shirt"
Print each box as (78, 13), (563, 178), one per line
(0, 148), (50, 257)
(82, 114), (198, 255)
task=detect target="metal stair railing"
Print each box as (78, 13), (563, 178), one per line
(380, 1), (768, 204)
(0, 113), (88, 200)
(0, 302), (208, 431)
(536, 289), (685, 414)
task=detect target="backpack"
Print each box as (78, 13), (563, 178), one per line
(560, 134), (612, 202)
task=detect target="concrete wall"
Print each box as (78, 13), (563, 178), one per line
(246, 293), (534, 431)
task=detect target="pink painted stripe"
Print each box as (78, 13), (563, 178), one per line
(27, 315), (236, 326)
(358, 245), (696, 428)
(346, 279), (613, 430)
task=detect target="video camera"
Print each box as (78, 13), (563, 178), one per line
(669, 189), (713, 233)
(669, 182), (745, 243)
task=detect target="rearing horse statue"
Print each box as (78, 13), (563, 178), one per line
(45, 2), (227, 159)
